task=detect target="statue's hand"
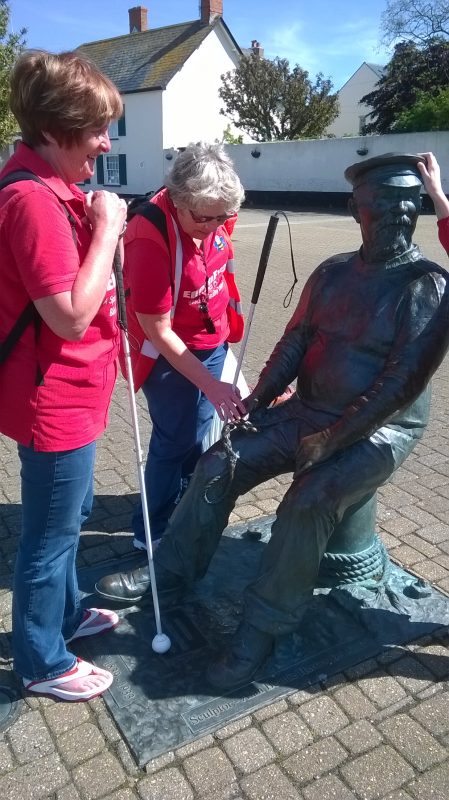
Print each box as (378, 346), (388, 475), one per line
(242, 392), (262, 416)
(295, 428), (336, 475)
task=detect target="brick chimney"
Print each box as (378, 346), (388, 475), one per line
(129, 6), (148, 33)
(200, 0), (223, 25)
(251, 39), (264, 58)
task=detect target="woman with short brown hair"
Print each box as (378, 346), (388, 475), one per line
(0, 50), (127, 701)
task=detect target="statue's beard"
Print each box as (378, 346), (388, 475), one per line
(363, 222), (414, 263)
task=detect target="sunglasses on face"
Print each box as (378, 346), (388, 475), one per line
(188, 208), (234, 224)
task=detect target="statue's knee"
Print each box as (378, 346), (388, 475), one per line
(283, 485), (336, 518)
(195, 442), (229, 484)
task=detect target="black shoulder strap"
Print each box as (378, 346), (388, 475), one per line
(0, 169), (77, 363)
(0, 170), (47, 191)
(0, 169), (77, 243)
(130, 201), (170, 251)
(124, 201), (172, 299)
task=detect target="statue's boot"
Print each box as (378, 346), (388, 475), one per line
(95, 561), (185, 605)
(206, 621), (274, 691)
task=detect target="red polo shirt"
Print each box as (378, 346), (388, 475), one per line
(0, 143), (119, 450)
(125, 198), (230, 349)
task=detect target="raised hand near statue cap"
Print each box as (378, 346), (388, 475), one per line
(294, 428), (336, 477)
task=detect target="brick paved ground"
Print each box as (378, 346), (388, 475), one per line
(1, 207), (449, 799)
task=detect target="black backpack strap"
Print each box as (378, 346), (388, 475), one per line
(0, 301), (38, 364)
(125, 201), (172, 299)
(0, 170), (77, 363)
(0, 170), (77, 244)
(130, 202), (170, 250)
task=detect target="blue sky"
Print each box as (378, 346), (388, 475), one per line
(8, 0), (392, 90)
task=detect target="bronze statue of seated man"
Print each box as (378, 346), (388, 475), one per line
(97, 153), (449, 691)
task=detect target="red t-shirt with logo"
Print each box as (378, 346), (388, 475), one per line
(0, 143), (119, 450)
(125, 200), (230, 349)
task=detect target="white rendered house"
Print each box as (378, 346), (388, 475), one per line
(326, 62), (384, 138)
(76, 2), (241, 197)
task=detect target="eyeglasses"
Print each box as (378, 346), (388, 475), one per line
(188, 209), (235, 224)
(199, 300), (216, 334)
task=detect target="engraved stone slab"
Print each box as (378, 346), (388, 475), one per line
(76, 517), (449, 766)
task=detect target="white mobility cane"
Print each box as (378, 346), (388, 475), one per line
(233, 214), (279, 389)
(113, 248), (171, 654)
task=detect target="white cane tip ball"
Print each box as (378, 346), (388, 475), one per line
(152, 633), (171, 653)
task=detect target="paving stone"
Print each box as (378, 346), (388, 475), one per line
(344, 658), (378, 681)
(138, 768), (194, 800)
(7, 709), (54, 764)
(72, 751), (126, 799)
(379, 531), (401, 549)
(56, 785), (81, 800)
(389, 654), (434, 693)
(298, 695), (349, 736)
(240, 764), (302, 800)
(341, 745), (414, 800)
(175, 734), (214, 759)
(381, 517), (419, 536)
(381, 792), (414, 800)
(0, 741), (14, 774)
(57, 722), (106, 767)
(401, 534), (440, 557)
(261, 711), (313, 756)
(287, 685), (321, 706)
(115, 741), (140, 777)
(379, 713), (447, 771)
(144, 751), (175, 774)
(416, 522), (449, 544)
(200, 785), (244, 800)
(413, 643), (449, 679)
(101, 791), (138, 800)
(95, 709), (122, 744)
(407, 762), (449, 799)
(357, 670), (408, 708)
(44, 701), (91, 735)
(253, 698), (289, 721)
(214, 716), (252, 740)
(412, 560), (448, 582)
(410, 691), (449, 735)
(222, 728), (275, 775)
(336, 720), (383, 755)
(332, 684), (377, 720)
(0, 753), (69, 800)
(283, 737), (348, 784)
(183, 747), (236, 795)
(302, 774), (357, 800)
(389, 545), (426, 566)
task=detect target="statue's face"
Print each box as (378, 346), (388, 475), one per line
(351, 170), (422, 260)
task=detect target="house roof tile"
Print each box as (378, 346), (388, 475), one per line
(76, 19), (216, 92)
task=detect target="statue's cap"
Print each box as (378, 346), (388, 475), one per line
(344, 152), (425, 188)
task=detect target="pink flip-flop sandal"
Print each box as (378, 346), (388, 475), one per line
(23, 658), (113, 701)
(65, 607), (119, 644)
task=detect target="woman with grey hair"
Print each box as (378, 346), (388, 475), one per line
(120, 142), (246, 564)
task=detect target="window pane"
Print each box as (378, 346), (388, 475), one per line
(108, 119), (119, 139)
(105, 155), (120, 185)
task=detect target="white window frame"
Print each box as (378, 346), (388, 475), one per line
(104, 154), (120, 186)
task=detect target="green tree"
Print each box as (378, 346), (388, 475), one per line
(380, 0), (449, 47)
(219, 54), (338, 142)
(222, 124), (243, 144)
(394, 86), (449, 131)
(360, 38), (449, 133)
(0, 0), (26, 150)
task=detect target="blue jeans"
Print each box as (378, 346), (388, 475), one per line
(133, 344), (227, 545)
(12, 442), (96, 680)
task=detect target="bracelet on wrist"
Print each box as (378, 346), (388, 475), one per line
(118, 221), (127, 239)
